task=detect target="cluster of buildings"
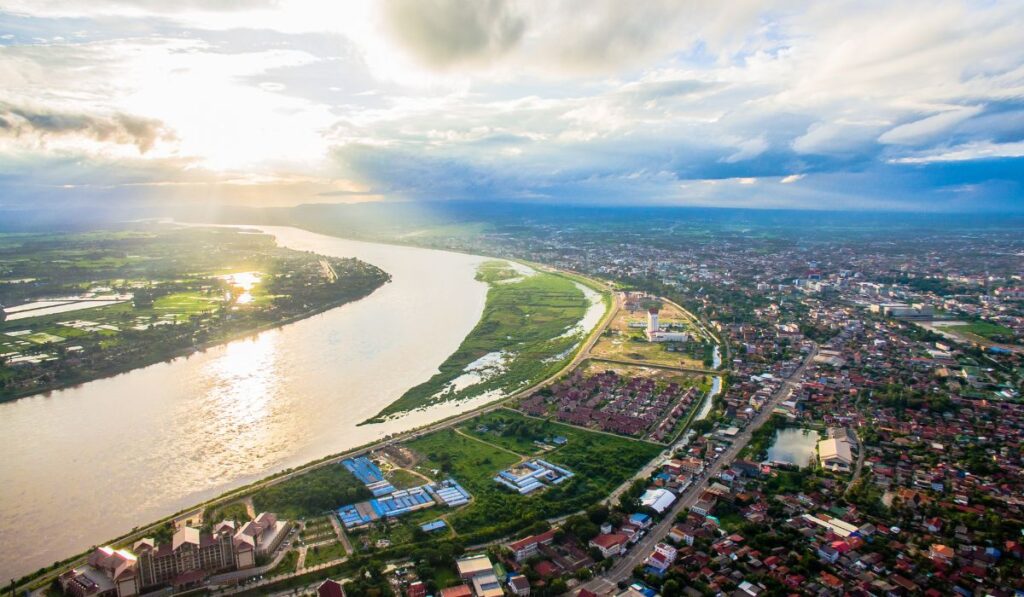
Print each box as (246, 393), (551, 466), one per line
(337, 455), (471, 529)
(60, 512), (289, 597)
(519, 370), (698, 441)
(494, 459), (574, 494)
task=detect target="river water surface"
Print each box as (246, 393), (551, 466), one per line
(0, 226), (498, 580)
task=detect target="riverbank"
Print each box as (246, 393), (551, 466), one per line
(365, 260), (604, 422)
(0, 284), (387, 404)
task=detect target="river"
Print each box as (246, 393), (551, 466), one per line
(0, 226), (501, 581)
(693, 346), (723, 421)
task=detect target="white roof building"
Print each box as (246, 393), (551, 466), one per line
(640, 488), (677, 514)
(818, 438), (853, 471)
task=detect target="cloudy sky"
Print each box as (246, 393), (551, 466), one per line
(1, 0), (1023, 211)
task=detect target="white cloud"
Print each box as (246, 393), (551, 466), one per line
(780, 174), (804, 183)
(722, 135), (768, 163)
(878, 106), (983, 145)
(889, 140), (1024, 163)
(792, 120), (884, 155)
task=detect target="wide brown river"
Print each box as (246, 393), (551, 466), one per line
(0, 226), (492, 581)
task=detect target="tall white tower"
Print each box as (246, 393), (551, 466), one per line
(647, 308), (659, 333)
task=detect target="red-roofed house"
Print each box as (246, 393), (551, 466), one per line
(439, 586), (472, 597)
(589, 533), (629, 559)
(317, 580), (346, 597)
(508, 529), (557, 562)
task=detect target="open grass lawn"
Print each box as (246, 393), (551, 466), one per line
(948, 321), (1017, 343)
(387, 468), (429, 489)
(251, 462), (372, 520)
(153, 291), (221, 316)
(304, 540), (347, 567)
(430, 567), (461, 589)
(366, 261), (600, 421)
(267, 550), (299, 577)
(300, 516), (336, 542)
(408, 428), (521, 492)
(460, 407), (662, 456)
(591, 331), (706, 369)
(405, 410), (661, 546)
(303, 515), (334, 530)
(360, 519), (419, 548)
(24, 332), (65, 344)
(716, 512), (746, 533)
(580, 360), (703, 387)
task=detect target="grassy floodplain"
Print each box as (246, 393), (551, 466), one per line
(365, 260), (599, 422)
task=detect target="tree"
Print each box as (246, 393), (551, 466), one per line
(662, 579), (682, 596)
(587, 504), (610, 525)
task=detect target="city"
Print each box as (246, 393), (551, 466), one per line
(1, 2), (1023, 597)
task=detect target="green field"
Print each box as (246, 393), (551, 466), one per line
(404, 409), (661, 545)
(152, 291), (222, 316)
(304, 540), (347, 567)
(947, 321), (1017, 343)
(251, 462), (372, 520)
(365, 261), (601, 421)
(387, 468), (428, 490)
(459, 408), (647, 455)
(267, 550), (299, 577)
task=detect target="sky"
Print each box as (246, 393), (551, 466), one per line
(1, 0), (1023, 212)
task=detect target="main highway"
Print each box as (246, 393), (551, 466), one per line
(577, 343), (818, 595)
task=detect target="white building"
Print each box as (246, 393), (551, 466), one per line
(645, 543), (678, 574)
(818, 438), (854, 472)
(646, 308), (689, 343)
(640, 488), (677, 513)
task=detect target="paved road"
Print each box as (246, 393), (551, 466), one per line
(576, 344), (818, 595)
(329, 514), (354, 555)
(845, 430), (866, 495)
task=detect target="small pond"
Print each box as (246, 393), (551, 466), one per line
(766, 428), (820, 467)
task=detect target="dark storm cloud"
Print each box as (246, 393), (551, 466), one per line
(380, 0), (526, 68)
(0, 103), (171, 152)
